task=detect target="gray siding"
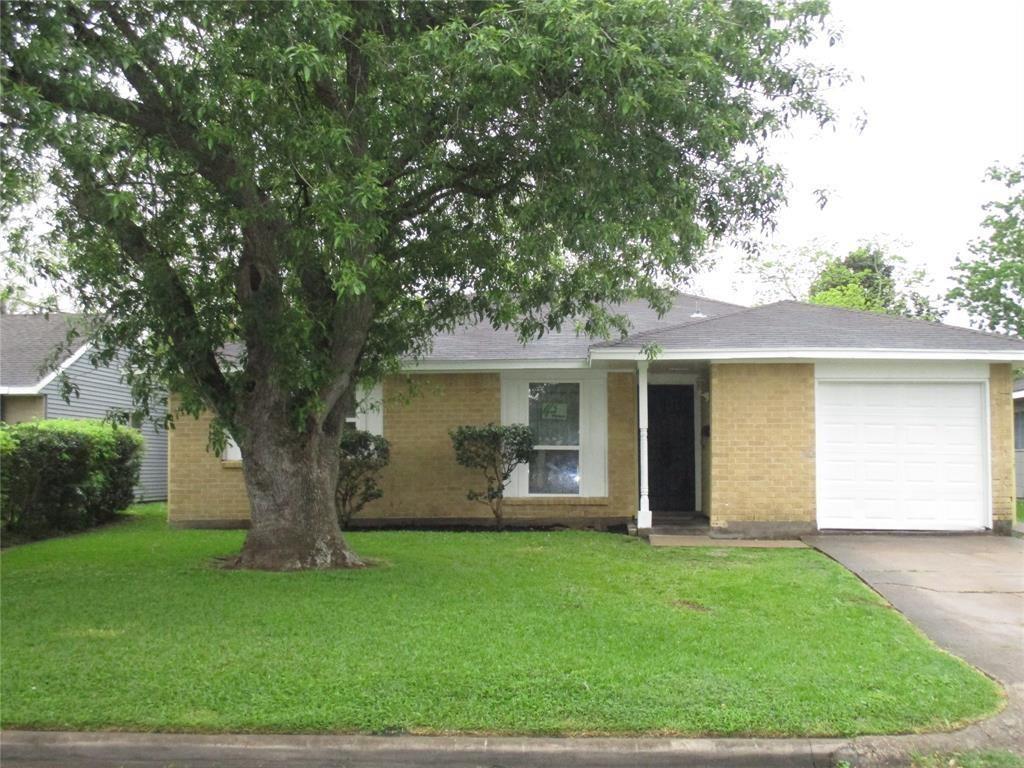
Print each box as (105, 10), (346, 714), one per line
(41, 349), (167, 501)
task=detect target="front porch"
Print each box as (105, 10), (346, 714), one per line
(634, 360), (710, 533)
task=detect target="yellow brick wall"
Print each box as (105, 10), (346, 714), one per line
(167, 394), (250, 524)
(709, 363), (816, 530)
(167, 372), (639, 526)
(990, 363), (1015, 526)
(1, 395), (45, 423)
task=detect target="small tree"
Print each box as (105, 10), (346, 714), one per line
(450, 424), (533, 530)
(335, 430), (390, 529)
(949, 160), (1024, 337)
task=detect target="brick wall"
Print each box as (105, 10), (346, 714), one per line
(709, 363), (816, 535)
(990, 363), (1015, 532)
(167, 371), (639, 527)
(167, 394), (250, 526)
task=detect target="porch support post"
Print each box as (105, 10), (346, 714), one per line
(637, 360), (651, 529)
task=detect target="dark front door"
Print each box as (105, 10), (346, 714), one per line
(647, 385), (696, 512)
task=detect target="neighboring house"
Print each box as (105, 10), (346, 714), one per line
(1015, 377), (1024, 499)
(168, 295), (1024, 536)
(0, 313), (167, 501)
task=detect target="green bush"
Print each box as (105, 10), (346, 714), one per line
(0, 419), (142, 537)
(449, 423), (533, 530)
(335, 429), (390, 529)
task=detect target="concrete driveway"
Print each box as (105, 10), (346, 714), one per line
(805, 534), (1024, 685)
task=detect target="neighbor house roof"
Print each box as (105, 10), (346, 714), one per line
(0, 313), (88, 390)
(587, 301), (1024, 361)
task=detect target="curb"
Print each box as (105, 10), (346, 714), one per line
(0, 730), (847, 767)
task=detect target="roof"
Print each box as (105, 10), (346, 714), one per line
(424, 294), (745, 362)
(0, 313), (88, 389)
(591, 301), (1024, 357)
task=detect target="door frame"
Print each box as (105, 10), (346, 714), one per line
(647, 373), (702, 513)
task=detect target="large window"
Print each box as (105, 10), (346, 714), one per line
(1015, 407), (1024, 450)
(528, 383), (581, 494)
(500, 372), (607, 498)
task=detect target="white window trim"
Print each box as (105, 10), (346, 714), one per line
(500, 370), (607, 498)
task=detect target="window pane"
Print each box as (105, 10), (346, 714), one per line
(529, 449), (580, 494)
(529, 383), (580, 446)
(1015, 409), (1024, 450)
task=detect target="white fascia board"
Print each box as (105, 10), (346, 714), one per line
(588, 347), (1024, 363)
(0, 343), (92, 395)
(402, 358), (591, 372)
(1013, 389), (1024, 399)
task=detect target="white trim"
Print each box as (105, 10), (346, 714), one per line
(814, 360), (989, 382)
(1013, 389), (1024, 400)
(355, 382), (384, 436)
(637, 362), (650, 528)
(814, 376), (992, 532)
(407, 358), (591, 372)
(590, 347), (1024, 363)
(500, 370), (608, 498)
(0, 343), (92, 395)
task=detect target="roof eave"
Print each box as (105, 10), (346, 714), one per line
(0, 342), (92, 395)
(588, 347), (1024, 363)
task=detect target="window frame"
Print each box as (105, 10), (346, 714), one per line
(1014, 405), (1024, 451)
(500, 371), (608, 498)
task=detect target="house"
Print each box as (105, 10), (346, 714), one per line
(0, 312), (168, 501)
(167, 295), (1024, 536)
(1015, 377), (1024, 499)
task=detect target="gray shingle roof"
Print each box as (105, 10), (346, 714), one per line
(595, 301), (1024, 353)
(0, 313), (88, 388)
(424, 294), (745, 361)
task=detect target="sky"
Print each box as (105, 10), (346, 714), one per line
(691, 0), (1024, 326)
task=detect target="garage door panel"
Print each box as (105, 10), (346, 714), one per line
(817, 381), (987, 531)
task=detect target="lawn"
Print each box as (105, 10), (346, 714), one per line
(0, 504), (1002, 736)
(1017, 498), (1023, 523)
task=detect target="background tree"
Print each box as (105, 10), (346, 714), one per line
(450, 423), (534, 530)
(808, 244), (944, 320)
(2, 1), (835, 569)
(743, 242), (944, 319)
(949, 160), (1024, 337)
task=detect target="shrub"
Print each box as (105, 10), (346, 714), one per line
(449, 423), (533, 530)
(0, 419), (142, 537)
(335, 429), (390, 529)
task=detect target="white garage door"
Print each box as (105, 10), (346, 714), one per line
(817, 381), (987, 531)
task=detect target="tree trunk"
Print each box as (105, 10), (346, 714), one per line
(231, 421), (363, 571)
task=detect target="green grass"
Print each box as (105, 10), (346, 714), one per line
(913, 751), (1024, 768)
(0, 504), (1002, 736)
(1016, 498), (1023, 523)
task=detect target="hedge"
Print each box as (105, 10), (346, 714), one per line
(0, 419), (143, 537)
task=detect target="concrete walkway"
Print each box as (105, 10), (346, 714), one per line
(806, 533), (1024, 766)
(806, 534), (1024, 685)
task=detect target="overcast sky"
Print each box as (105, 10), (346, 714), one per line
(692, 0), (1024, 325)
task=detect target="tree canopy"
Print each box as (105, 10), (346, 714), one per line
(2, 0), (836, 568)
(744, 242), (944, 320)
(949, 160), (1024, 337)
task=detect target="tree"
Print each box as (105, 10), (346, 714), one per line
(808, 245), (944, 320)
(2, 1), (835, 569)
(743, 242), (944, 320)
(949, 161), (1024, 337)
(450, 423), (534, 530)
(335, 429), (390, 529)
